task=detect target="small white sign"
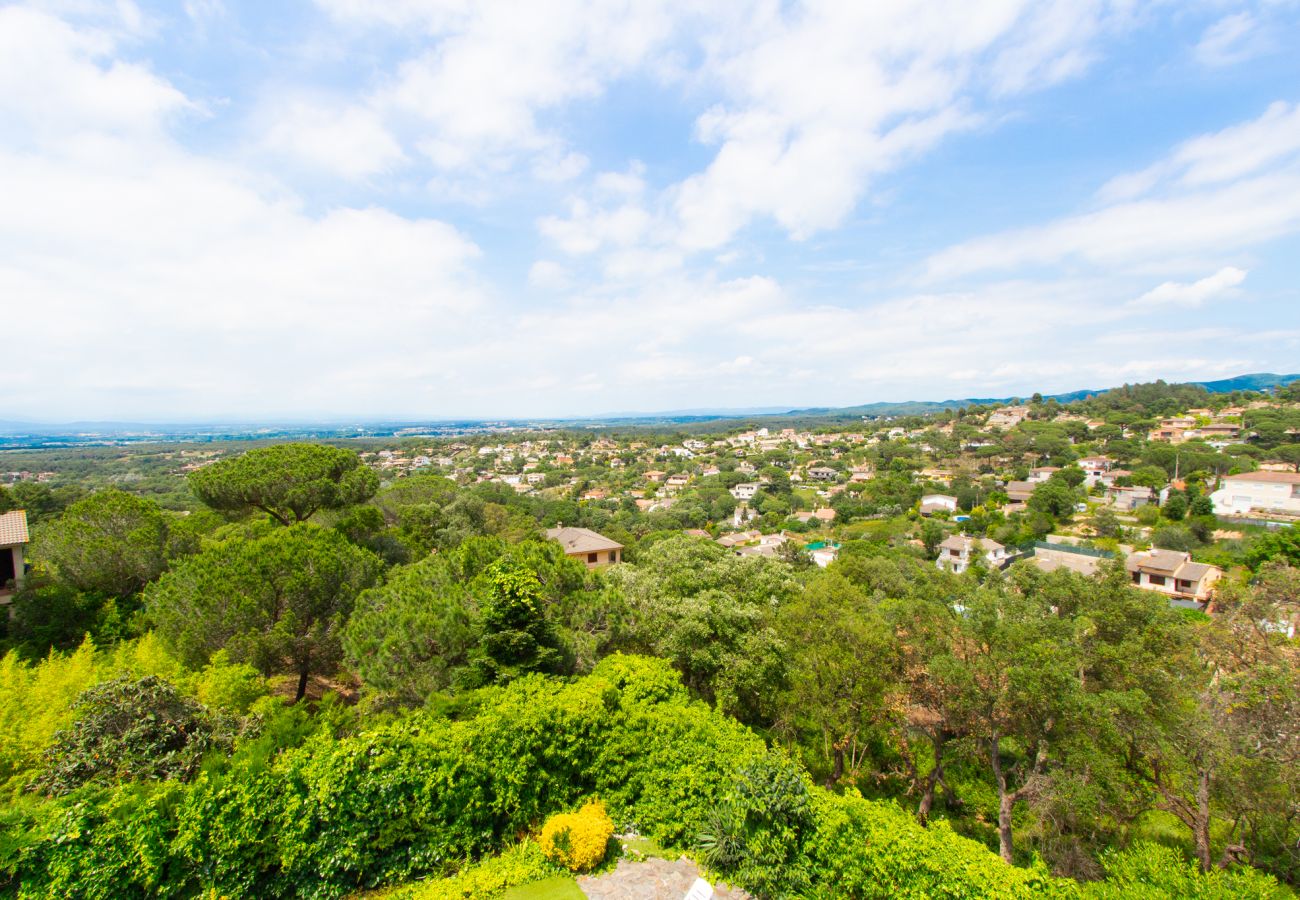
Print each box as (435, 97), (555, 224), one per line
(684, 877), (714, 900)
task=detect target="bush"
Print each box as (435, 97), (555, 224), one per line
(538, 800), (613, 872)
(384, 840), (563, 899)
(1082, 842), (1286, 899)
(29, 676), (238, 797)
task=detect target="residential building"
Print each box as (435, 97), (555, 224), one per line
(1004, 481), (1036, 503)
(546, 526), (623, 568)
(0, 510), (28, 596)
(919, 494), (958, 515)
(730, 482), (761, 501)
(1107, 485), (1155, 511)
(987, 406), (1030, 428)
(1125, 549), (1221, 603)
(807, 466), (839, 481)
(1210, 471), (1300, 517)
(936, 535), (1010, 574)
(1028, 466), (1060, 483)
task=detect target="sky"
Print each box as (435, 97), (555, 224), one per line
(2, 0), (1300, 422)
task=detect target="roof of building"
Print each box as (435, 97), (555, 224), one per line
(1223, 471), (1300, 485)
(939, 535), (1004, 554)
(545, 526), (623, 555)
(0, 510), (29, 546)
(1126, 550), (1220, 584)
(1126, 548), (1189, 574)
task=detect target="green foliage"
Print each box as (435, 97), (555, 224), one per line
(383, 840), (565, 899)
(607, 535), (794, 723)
(1029, 479), (1078, 519)
(1246, 524), (1300, 570)
(147, 524), (382, 698)
(1083, 842), (1286, 899)
(1, 654), (1287, 899)
(189, 443), (379, 525)
(699, 753), (815, 895)
(29, 676), (238, 797)
(34, 489), (173, 597)
(344, 555), (477, 706)
(467, 558), (569, 686)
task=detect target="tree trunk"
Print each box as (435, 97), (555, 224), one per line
(990, 734), (1015, 863)
(1194, 766), (1213, 872)
(296, 666), (311, 702)
(918, 740), (945, 825)
(827, 743), (845, 787)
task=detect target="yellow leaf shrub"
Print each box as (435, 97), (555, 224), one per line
(538, 799), (614, 872)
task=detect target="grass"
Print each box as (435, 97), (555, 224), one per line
(501, 875), (585, 900)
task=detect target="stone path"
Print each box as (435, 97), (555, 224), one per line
(577, 858), (750, 900)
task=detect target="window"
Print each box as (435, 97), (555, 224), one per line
(1149, 574), (1166, 586)
(587, 552), (597, 563)
(1131, 572), (1140, 583)
(608, 550), (617, 562)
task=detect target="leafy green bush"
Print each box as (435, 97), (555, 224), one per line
(30, 676), (239, 796)
(1082, 842), (1288, 899)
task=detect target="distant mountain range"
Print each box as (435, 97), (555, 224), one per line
(1, 372), (1296, 448)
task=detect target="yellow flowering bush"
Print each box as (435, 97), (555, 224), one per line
(538, 799), (614, 872)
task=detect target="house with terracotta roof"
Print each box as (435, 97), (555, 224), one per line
(0, 509), (28, 596)
(1210, 471), (1300, 517)
(546, 526), (623, 568)
(1126, 549), (1221, 603)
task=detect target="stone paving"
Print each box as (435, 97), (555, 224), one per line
(576, 857), (751, 900)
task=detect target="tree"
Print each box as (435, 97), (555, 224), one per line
(920, 520), (946, 559)
(775, 573), (898, 785)
(189, 443), (379, 525)
(467, 558), (568, 685)
(1163, 492), (1188, 521)
(1272, 444), (1300, 472)
(1124, 571), (1300, 873)
(30, 676), (236, 796)
(34, 489), (172, 597)
(1028, 479), (1077, 520)
(936, 580), (1080, 863)
(1246, 524), (1300, 570)
(147, 524), (382, 700)
(608, 535), (794, 723)
(343, 555), (477, 706)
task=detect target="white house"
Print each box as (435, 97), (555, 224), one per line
(1211, 471), (1300, 517)
(936, 535), (1011, 574)
(730, 482), (761, 501)
(919, 494), (958, 515)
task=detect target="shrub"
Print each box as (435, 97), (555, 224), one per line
(29, 676), (238, 797)
(538, 800), (613, 872)
(1082, 842), (1286, 899)
(385, 840), (563, 899)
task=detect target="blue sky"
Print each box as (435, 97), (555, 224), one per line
(2, 0), (1299, 422)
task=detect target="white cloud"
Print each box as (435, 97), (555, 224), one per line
(1194, 11), (1264, 67)
(0, 5), (192, 143)
(1133, 267), (1247, 308)
(261, 100), (406, 178)
(527, 260), (571, 291)
(927, 101), (1300, 280)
